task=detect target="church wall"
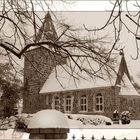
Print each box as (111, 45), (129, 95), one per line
(41, 86), (120, 119)
(120, 96), (140, 120)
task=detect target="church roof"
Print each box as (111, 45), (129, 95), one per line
(119, 73), (139, 96)
(40, 53), (123, 94)
(36, 12), (58, 42)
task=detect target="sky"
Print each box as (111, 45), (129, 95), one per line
(47, 1), (140, 85)
(1, 1), (140, 84)
(54, 11), (140, 82)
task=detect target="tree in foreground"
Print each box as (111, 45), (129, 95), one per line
(0, 0), (128, 79)
(0, 0), (140, 100)
(0, 63), (22, 118)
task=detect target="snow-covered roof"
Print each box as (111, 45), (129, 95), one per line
(40, 54), (122, 94)
(28, 110), (69, 129)
(119, 73), (140, 96)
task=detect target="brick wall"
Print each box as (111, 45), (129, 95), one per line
(120, 96), (140, 120)
(23, 47), (66, 113)
(41, 86), (120, 119)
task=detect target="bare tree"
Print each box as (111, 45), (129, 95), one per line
(84, 0), (140, 60)
(0, 0), (121, 81)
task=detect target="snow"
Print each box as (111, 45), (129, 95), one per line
(113, 110), (119, 113)
(68, 129), (140, 140)
(0, 129), (29, 139)
(1, 128), (140, 139)
(40, 54), (121, 94)
(67, 119), (83, 128)
(1, 123), (140, 139)
(1, 113), (140, 139)
(28, 109), (69, 128)
(1, 112), (140, 139)
(120, 73), (140, 96)
(66, 114), (112, 126)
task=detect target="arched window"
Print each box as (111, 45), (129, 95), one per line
(80, 95), (88, 112)
(53, 96), (60, 111)
(96, 94), (103, 112)
(65, 96), (73, 112)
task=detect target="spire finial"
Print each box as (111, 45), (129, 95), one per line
(119, 49), (124, 56)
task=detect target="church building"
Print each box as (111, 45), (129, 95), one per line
(23, 12), (140, 120)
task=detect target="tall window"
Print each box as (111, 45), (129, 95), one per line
(53, 96), (60, 110)
(46, 96), (49, 105)
(96, 94), (103, 112)
(65, 96), (72, 112)
(80, 95), (87, 112)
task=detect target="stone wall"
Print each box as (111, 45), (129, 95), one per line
(23, 47), (66, 113)
(41, 86), (120, 119)
(120, 96), (140, 120)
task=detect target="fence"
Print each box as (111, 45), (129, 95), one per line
(70, 134), (139, 140)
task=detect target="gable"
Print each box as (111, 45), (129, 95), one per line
(39, 53), (122, 94)
(119, 73), (139, 96)
(115, 55), (131, 85)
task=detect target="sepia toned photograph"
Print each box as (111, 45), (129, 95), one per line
(0, 0), (140, 139)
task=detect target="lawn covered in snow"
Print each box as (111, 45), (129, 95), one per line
(0, 112), (140, 139)
(0, 128), (140, 139)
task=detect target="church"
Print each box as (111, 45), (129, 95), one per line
(23, 12), (140, 120)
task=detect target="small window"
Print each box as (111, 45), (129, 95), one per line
(53, 96), (60, 111)
(46, 96), (49, 105)
(80, 95), (88, 112)
(65, 96), (73, 112)
(96, 94), (104, 112)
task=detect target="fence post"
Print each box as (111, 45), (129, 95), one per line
(112, 136), (117, 140)
(81, 134), (85, 140)
(27, 110), (69, 139)
(72, 134), (76, 140)
(91, 135), (95, 140)
(101, 136), (105, 140)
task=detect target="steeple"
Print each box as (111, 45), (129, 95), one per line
(116, 50), (131, 85)
(36, 12), (58, 42)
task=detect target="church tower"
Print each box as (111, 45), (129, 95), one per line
(23, 12), (66, 113)
(36, 12), (58, 42)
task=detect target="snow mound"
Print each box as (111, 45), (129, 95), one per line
(28, 110), (69, 129)
(68, 119), (83, 128)
(66, 114), (112, 126)
(0, 114), (33, 130)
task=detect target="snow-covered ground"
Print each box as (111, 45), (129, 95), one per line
(0, 128), (140, 139)
(81, 120), (140, 128)
(68, 129), (140, 139)
(0, 112), (140, 139)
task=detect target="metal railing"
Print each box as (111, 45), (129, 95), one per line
(70, 134), (139, 140)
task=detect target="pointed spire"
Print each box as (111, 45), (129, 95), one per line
(116, 50), (131, 85)
(36, 12), (58, 42)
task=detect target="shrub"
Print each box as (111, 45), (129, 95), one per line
(15, 117), (27, 131)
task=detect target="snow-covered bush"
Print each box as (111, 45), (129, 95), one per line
(121, 111), (131, 124)
(0, 113), (34, 130)
(66, 114), (112, 126)
(15, 117), (27, 131)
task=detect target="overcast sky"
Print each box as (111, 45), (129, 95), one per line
(33, 10), (140, 84)
(1, 1), (140, 84)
